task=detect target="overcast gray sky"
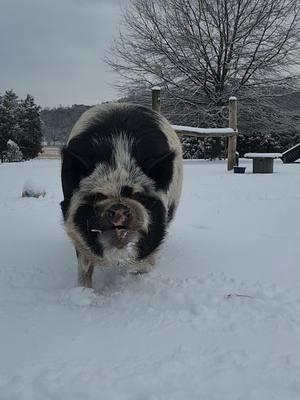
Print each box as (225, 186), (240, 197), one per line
(0, 0), (126, 107)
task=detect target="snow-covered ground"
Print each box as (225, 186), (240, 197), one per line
(0, 159), (300, 400)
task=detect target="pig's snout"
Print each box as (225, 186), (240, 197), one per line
(105, 204), (131, 227)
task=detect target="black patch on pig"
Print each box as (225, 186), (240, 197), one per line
(61, 147), (93, 202)
(120, 185), (133, 198)
(67, 135), (114, 175)
(133, 194), (167, 259)
(73, 204), (103, 257)
(167, 203), (175, 223)
(141, 151), (175, 191)
(60, 199), (70, 221)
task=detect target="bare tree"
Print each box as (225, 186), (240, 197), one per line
(106, 0), (300, 110)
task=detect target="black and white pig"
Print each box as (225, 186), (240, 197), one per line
(61, 103), (183, 288)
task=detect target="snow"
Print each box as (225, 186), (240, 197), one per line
(0, 158), (300, 399)
(172, 125), (236, 136)
(244, 153), (282, 158)
(282, 142), (300, 155)
(7, 139), (18, 148)
(22, 179), (46, 198)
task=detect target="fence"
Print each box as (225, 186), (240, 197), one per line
(151, 87), (238, 170)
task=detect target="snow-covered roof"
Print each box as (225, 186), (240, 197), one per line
(282, 143), (300, 156)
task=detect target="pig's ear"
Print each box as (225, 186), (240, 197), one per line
(62, 147), (91, 172)
(143, 151), (175, 191)
(61, 147), (92, 199)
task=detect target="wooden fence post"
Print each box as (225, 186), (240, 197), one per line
(227, 97), (238, 171)
(152, 87), (161, 113)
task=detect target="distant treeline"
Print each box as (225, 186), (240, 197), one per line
(40, 91), (300, 158)
(41, 104), (91, 146)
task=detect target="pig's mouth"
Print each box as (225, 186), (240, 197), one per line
(108, 226), (137, 249)
(91, 225), (129, 235)
(112, 226), (130, 241)
(91, 224), (136, 248)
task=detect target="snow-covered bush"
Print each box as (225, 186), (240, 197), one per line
(181, 136), (227, 159)
(3, 139), (23, 162)
(237, 131), (299, 156)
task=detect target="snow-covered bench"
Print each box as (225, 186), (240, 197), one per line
(244, 153), (282, 173)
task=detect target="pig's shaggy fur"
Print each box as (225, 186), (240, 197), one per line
(61, 103), (183, 288)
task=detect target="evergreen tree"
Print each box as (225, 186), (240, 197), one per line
(17, 95), (42, 160)
(0, 91), (42, 162)
(0, 90), (21, 162)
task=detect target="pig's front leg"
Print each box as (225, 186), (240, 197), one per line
(130, 254), (156, 275)
(76, 250), (94, 288)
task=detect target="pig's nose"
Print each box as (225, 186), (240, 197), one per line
(105, 204), (131, 226)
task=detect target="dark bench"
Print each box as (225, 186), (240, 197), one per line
(244, 153), (282, 173)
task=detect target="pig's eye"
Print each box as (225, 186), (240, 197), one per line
(132, 191), (151, 203)
(142, 185), (151, 194)
(120, 185), (133, 198)
(85, 193), (107, 204)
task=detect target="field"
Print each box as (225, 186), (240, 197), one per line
(0, 159), (299, 399)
